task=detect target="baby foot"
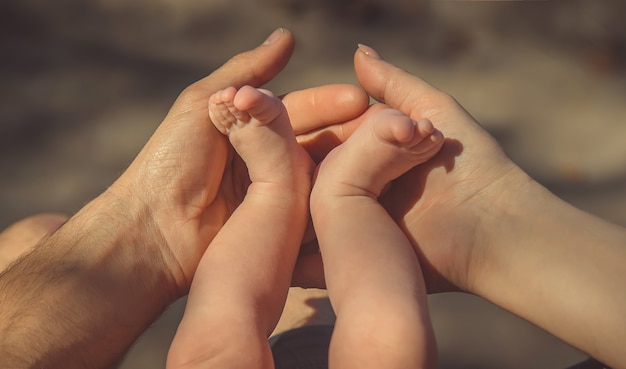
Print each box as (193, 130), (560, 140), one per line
(209, 85), (312, 185)
(315, 108), (444, 197)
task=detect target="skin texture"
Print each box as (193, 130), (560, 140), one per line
(1, 34), (625, 369)
(0, 29), (370, 369)
(297, 45), (626, 368)
(168, 86), (313, 369)
(311, 110), (442, 369)
(0, 214), (67, 272)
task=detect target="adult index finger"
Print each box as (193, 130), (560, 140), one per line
(282, 84), (369, 135)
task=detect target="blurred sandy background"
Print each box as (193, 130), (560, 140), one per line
(1, 0), (625, 368)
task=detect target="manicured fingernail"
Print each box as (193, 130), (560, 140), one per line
(263, 27), (285, 45)
(357, 43), (382, 59)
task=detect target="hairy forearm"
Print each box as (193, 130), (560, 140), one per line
(475, 173), (626, 367)
(0, 192), (178, 369)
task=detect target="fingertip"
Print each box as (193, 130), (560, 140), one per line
(262, 27), (286, 46)
(261, 27), (295, 47)
(258, 27), (295, 58)
(356, 43), (383, 60)
(354, 47), (391, 103)
(173, 29), (295, 114)
(337, 84), (370, 115)
(354, 51), (441, 118)
(285, 84), (369, 135)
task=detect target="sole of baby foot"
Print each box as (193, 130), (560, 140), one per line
(208, 85), (312, 186)
(314, 109), (443, 198)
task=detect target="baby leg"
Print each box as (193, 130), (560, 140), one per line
(311, 108), (443, 369)
(168, 86), (313, 369)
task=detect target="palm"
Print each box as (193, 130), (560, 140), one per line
(115, 77), (370, 293)
(351, 51), (528, 293)
(126, 107), (263, 288)
(380, 98), (519, 293)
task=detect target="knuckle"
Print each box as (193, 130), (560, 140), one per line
(174, 83), (203, 110)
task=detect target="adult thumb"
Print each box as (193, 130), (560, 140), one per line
(354, 44), (451, 121)
(171, 28), (295, 115)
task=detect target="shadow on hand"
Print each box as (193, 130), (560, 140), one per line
(299, 127), (348, 165)
(380, 137), (464, 293)
(382, 137), (464, 220)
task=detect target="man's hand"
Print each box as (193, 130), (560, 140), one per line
(0, 29), (369, 369)
(109, 29), (369, 296)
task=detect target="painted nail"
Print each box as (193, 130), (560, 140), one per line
(263, 27), (285, 45)
(357, 43), (382, 59)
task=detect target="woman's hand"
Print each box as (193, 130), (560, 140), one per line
(351, 45), (525, 293)
(299, 45), (626, 368)
(291, 46), (522, 292)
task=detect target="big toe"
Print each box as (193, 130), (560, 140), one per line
(234, 86), (283, 125)
(372, 109), (418, 144)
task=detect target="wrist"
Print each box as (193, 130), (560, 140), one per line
(97, 184), (184, 299)
(464, 165), (538, 297)
(0, 190), (179, 369)
(469, 168), (626, 365)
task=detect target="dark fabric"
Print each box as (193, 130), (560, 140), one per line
(269, 325), (609, 369)
(269, 325), (333, 369)
(564, 358), (612, 369)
